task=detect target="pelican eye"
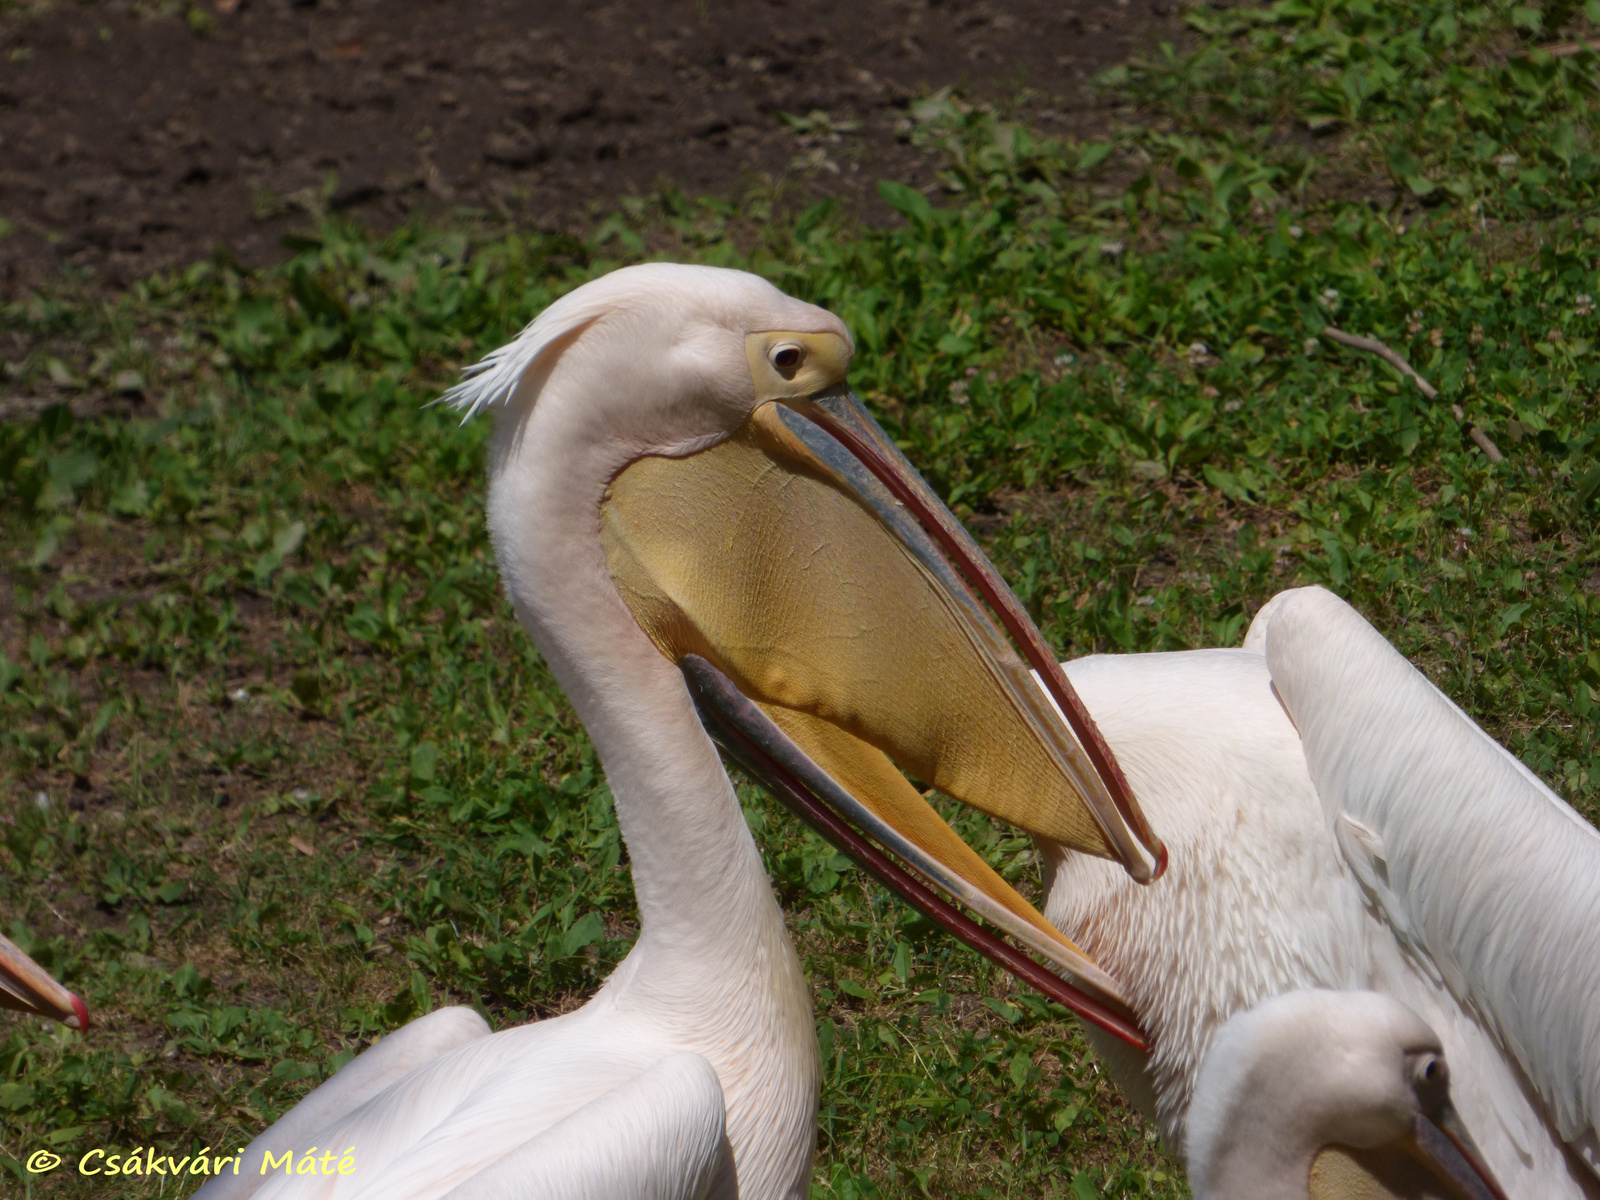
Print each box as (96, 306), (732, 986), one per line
(770, 343), (804, 373)
(1412, 1053), (1448, 1093)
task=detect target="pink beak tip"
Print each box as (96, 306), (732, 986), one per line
(67, 993), (90, 1032)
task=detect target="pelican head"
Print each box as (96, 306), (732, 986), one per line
(445, 263), (1163, 1041)
(0, 930), (88, 1030)
(1186, 990), (1508, 1200)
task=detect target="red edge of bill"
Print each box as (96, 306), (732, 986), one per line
(689, 663), (1150, 1052)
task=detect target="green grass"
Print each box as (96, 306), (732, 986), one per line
(4, 1), (1600, 1196)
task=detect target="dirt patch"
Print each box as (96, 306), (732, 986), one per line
(0, 0), (1183, 298)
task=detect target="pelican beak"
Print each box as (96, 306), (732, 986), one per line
(0, 930), (89, 1031)
(600, 330), (1163, 1048)
(1405, 1103), (1512, 1200)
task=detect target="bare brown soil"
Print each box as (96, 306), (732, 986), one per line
(0, 0), (1183, 298)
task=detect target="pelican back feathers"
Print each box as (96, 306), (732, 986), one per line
(1046, 648), (1368, 1141)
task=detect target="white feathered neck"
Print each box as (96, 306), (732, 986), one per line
(461, 264), (835, 1199)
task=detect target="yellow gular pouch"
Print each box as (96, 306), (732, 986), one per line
(600, 344), (1124, 952)
(1310, 1144), (1460, 1200)
(599, 420), (1114, 856)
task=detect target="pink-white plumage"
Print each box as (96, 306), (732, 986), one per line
(1044, 587), (1599, 1198)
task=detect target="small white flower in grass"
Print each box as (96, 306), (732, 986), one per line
(1053, 352), (1076, 367)
(1320, 287), (1340, 311)
(1576, 294), (1594, 317)
(1288, 224), (1303, 239)
(1407, 309), (1424, 334)
(948, 380), (970, 405)
(1303, 336), (1319, 355)
(1130, 460), (1166, 481)
(230, 687), (250, 702)
(1188, 341), (1210, 364)
(1100, 241), (1125, 256)
(1496, 152), (1519, 167)
(33, 791), (49, 812)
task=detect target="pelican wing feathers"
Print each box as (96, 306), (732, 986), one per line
(1256, 586), (1600, 1173)
(193, 1007), (492, 1200)
(430, 1052), (730, 1200)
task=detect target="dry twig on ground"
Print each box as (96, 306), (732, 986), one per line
(1533, 40), (1600, 58)
(1320, 326), (1504, 462)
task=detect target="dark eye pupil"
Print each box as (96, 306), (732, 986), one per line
(774, 347), (801, 369)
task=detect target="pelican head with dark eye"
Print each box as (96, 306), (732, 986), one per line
(1186, 990), (1510, 1200)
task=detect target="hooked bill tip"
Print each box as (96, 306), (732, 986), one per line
(67, 993), (90, 1032)
(1149, 841), (1170, 883)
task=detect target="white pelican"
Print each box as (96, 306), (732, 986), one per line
(1038, 586), (1600, 1198)
(0, 929), (88, 1030)
(193, 263), (1170, 1199)
(1186, 989), (1508, 1200)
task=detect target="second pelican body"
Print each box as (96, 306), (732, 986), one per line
(1046, 588), (1599, 1198)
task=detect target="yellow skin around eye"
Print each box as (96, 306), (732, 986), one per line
(744, 331), (853, 403)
